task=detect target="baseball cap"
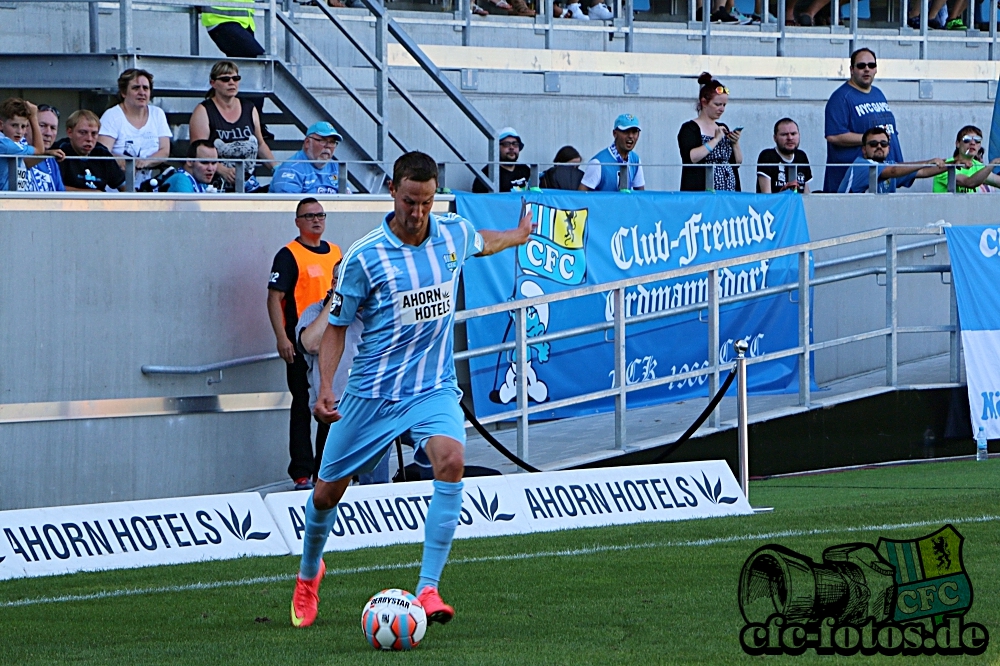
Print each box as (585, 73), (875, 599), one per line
(306, 121), (343, 141)
(498, 127), (522, 143)
(614, 114), (641, 131)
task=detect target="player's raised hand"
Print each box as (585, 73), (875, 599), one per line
(514, 207), (535, 245)
(313, 388), (342, 424)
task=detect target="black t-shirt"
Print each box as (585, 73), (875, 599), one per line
(53, 138), (127, 191)
(472, 163), (532, 192)
(755, 148), (812, 193)
(268, 239), (333, 340)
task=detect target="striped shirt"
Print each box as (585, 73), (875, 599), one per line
(330, 211), (484, 400)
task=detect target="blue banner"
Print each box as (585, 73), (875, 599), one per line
(456, 192), (812, 419)
(946, 226), (1000, 438)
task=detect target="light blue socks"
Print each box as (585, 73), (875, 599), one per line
(417, 479), (464, 593)
(299, 491), (339, 580)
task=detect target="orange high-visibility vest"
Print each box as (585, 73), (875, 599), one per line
(283, 239), (341, 322)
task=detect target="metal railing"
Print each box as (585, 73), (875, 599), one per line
(6, 156), (977, 193)
(450, 225), (957, 465)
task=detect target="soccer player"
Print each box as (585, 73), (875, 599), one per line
(291, 151), (534, 629)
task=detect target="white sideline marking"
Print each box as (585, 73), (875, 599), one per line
(2, 514), (998, 609)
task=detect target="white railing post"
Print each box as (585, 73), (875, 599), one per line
(614, 287), (627, 449)
(120, 0), (134, 52)
(798, 250), (811, 406)
(515, 306), (530, 469)
(735, 339), (750, 500)
(886, 233), (898, 386)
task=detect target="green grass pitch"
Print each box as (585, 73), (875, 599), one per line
(0, 459), (997, 665)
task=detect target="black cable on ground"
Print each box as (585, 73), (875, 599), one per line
(648, 367), (737, 464)
(460, 401), (542, 473)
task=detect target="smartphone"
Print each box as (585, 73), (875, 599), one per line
(732, 126), (744, 132)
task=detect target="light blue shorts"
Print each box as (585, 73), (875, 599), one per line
(317, 386), (466, 482)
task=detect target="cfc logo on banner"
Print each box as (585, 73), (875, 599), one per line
(517, 203), (588, 286)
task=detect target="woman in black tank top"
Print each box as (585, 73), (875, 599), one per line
(189, 60), (275, 192)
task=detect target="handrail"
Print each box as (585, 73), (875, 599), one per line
(141, 352), (279, 374)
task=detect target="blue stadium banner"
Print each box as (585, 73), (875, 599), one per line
(946, 226), (1000, 438)
(456, 192), (812, 419)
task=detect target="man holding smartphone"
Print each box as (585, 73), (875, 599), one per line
(756, 118), (813, 194)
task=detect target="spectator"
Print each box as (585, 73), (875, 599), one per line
(473, 127), (531, 193)
(794, 0), (831, 25)
(581, 114), (645, 191)
(268, 198), (343, 490)
(824, 48), (908, 193)
(98, 68), (171, 189)
(271, 122), (346, 194)
(756, 118), (812, 193)
(695, 0), (749, 23)
(295, 265), (390, 485)
(161, 140), (221, 193)
(587, 0), (614, 19)
(0, 97), (46, 191)
(540, 145), (584, 190)
(837, 127), (945, 193)
(189, 61), (275, 193)
(25, 104), (66, 192)
(932, 125), (1000, 193)
(678, 73), (742, 192)
(907, 0), (967, 29)
(54, 110), (127, 192)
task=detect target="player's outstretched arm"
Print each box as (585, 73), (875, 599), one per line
(315, 323), (348, 424)
(476, 208), (535, 256)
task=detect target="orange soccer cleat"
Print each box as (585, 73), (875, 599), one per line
(290, 559), (326, 627)
(416, 586), (455, 625)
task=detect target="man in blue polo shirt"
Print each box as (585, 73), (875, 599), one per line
(837, 127), (945, 193)
(580, 113), (645, 192)
(271, 121), (347, 194)
(289, 151), (534, 632)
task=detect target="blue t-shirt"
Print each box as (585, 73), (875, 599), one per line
(163, 169), (214, 193)
(0, 136), (34, 190)
(26, 157), (65, 192)
(330, 211), (484, 400)
(824, 82), (906, 192)
(837, 156), (898, 193)
(270, 150), (344, 194)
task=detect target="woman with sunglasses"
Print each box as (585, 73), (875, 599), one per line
(932, 126), (1000, 193)
(678, 72), (742, 192)
(189, 60), (275, 192)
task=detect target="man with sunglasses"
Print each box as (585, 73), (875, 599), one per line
(824, 48), (909, 193)
(472, 127), (532, 193)
(268, 198), (343, 490)
(837, 127), (945, 193)
(271, 122), (348, 194)
(161, 140), (221, 193)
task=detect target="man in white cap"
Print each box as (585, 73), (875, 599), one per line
(580, 113), (645, 192)
(271, 121), (348, 194)
(473, 127), (532, 193)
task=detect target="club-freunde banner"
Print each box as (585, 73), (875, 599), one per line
(945, 225), (1000, 438)
(455, 192), (812, 419)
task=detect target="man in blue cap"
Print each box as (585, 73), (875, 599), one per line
(472, 127), (532, 193)
(272, 121), (348, 194)
(580, 113), (645, 192)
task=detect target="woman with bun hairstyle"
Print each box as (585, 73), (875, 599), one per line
(677, 72), (742, 192)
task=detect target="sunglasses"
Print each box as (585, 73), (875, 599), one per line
(297, 212), (327, 221)
(866, 140), (890, 148)
(962, 135), (983, 144)
(715, 86), (730, 95)
(38, 103), (60, 118)
(213, 75), (242, 83)
(854, 62), (877, 70)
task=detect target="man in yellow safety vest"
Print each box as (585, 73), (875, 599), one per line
(202, 0), (264, 58)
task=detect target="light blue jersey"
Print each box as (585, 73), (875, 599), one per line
(330, 211), (484, 400)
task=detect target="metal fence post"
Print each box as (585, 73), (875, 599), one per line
(266, 0), (278, 57)
(373, 0), (389, 164)
(338, 162), (350, 193)
(618, 164), (629, 190)
(991, 0), (998, 61)
(868, 164), (878, 193)
(706, 164), (715, 192)
(735, 339), (750, 499)
(707, 268), (719, 427)
(120, 0), (134, 53)
(919, 0), (929, 59)
(777, 0), (786, 55)
(950, 278), (960, 383)
(515, 306), (530, 469)
(124, 159), (136, 192)
(625, 0), (634, 52)
(946, 164), (957, 193)
(849, 0), (858, 54)
(529, 163), (539, 188)
(190, 6), (200, 55)
(798, 250), (811, 406)
(89, 1), (101, 53)
(787, 164), (798, 192)
(437, 162), (447, 191)
(235, 160), (246, 193)
(885, 233), (898, 386)
(614, 288), (627, 449)
(702, 0), (710, 55)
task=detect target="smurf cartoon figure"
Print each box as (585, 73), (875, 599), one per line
(490, 279), (550, 404)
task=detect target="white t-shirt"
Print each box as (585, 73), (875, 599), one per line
(99, 104), (171, 184)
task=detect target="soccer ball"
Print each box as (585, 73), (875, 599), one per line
(361, 588), (427, 650)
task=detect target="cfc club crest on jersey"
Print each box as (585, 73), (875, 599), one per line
(443, 252), (459, 272)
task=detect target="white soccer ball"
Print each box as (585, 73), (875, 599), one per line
(361, 588), (427, 651)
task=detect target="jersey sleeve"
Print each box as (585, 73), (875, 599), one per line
(268, 247), (297, 292)
(329, 253), (370, 326)
(632, 164), (645, 189)
(580, 158), (602, 189)
(463, 218), (485, 257)
(0, 136), (34, 156)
